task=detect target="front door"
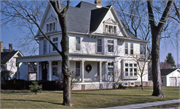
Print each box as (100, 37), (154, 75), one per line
(42, 62), (48, 81)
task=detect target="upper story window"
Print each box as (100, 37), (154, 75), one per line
(108, 40), (114, 52)
(103, 18), (117, 35)
(47, 22), (55, 32)
(53, 37), (58, 51)
(125, 42), (128, 54)
(97, 39), (102, 52)
(105, 25), (117, 34)
(130, 43), (133, 55)
(43, 40), (47, 54)
(76, 37), (81, 51)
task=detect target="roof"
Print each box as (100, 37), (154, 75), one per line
(90, 7), (109, 32)
(37, 1), (147, 42)
(1, 51), (18, 64)
(62, 1), (97, 33)
(161, 69), (177, 76)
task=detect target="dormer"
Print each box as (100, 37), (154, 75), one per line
(103, 18), (117, 35)
(45, 15), (57, 33)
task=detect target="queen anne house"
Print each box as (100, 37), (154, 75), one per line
(17, 0), (149, 90)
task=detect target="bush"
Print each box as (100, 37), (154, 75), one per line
(29, 81), (42, 94)
(135, 85), (138, 87)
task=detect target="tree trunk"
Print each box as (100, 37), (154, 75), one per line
(147, 0), (173, 98)
(141, 76), (143, 90)
(151, 28), (164, 97)
(58, 11), (72, 106)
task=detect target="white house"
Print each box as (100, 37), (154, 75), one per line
(1, 42), (26, 81)
(16, 1), (149, 90)
(161, 69), (180, 86)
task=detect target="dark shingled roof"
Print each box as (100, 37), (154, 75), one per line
(44, 1), (145, 41)
(1, 51), (17, 64)
(90, 7), (109, 32)
(61, 1), (97, 33)
(161, 69), (177, 76)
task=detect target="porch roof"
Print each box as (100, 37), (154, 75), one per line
(16, 53), (117, 63)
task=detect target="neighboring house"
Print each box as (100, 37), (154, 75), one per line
(17, 0), (149, 90)
(1, 42), (26, 81)
(161, 69), (180, 86)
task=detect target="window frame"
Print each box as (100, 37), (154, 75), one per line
(43, 40), (47, 54)
(104, 24), (117, 34)
(125, 42), (128, 54)
(52, 37), (58, 52)
(130, 43), (133, 55)
(52, 61), (58, 75)
(97, 39), (102, 53)
(107, 40), (114, 52)
(108, 62), (114, 76)
(76, 37), (81, 51)
(47, 22), (56, 32)
(76, 62), (80, 76)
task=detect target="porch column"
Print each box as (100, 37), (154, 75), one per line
(106, 62), (108, 81)
(99, 61), (102, 82)
(36, 62), (39, 80)
(16, 62), (19, 79)
(48, 61), (52, 81)
(82, 60), (84, 82)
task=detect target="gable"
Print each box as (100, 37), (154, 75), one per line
(91, 6), (125, 37)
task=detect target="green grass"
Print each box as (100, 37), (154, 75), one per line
(1, 87), (179, 108)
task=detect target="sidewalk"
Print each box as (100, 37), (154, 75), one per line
(100, 99), (180, 109)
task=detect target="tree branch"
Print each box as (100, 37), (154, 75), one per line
(158, 0), (174, 29)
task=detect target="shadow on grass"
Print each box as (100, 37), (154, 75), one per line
(1, 99), (63, 106)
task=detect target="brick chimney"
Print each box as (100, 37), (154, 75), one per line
(0, 42), (3, 52)
(9, 43), (12, 52)
(95, 0), (102, 8)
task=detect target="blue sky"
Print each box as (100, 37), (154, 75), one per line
(1, 0), (179, 66)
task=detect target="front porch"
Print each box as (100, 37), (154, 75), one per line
(16, 54), (116, 83)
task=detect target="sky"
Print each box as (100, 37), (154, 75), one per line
(1, 0), (180, 66)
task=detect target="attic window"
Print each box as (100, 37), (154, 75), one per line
(104, 25), (117, 34)
(47, 22), (55, 32)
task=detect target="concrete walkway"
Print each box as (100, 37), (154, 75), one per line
(100, 99), (180, 109)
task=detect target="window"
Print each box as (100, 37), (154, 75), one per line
(76, 62), (80, 76)
(47, 22), (55, 32)
(52, 61), (58, 75)
(108, 62), (113, 76)
(134, 64), (137, 76)
(52, 67), (58, 75)
(130, 82), (134, 86)
(43, 40), (47, 54)
(140, 44), (146, 54)
(130, 43), (133, 54)
(125, 42), (128, 54)
(108, 40), (114, 52)
(53, 37), (58, 51)
(76, 37), (80, 51)
(104, 25), (117, 34)
(124, 63), (138, 77)
(97, 62), (100, 76)
(97, 39), (102, 52)
(124, 82), (128, 86)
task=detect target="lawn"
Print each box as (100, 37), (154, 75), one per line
(1, 87), (179, 108)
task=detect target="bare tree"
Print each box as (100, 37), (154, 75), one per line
(147, 0), (173, 97)
(1, 0), (72, 106)
(132, 55), (148, 90)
